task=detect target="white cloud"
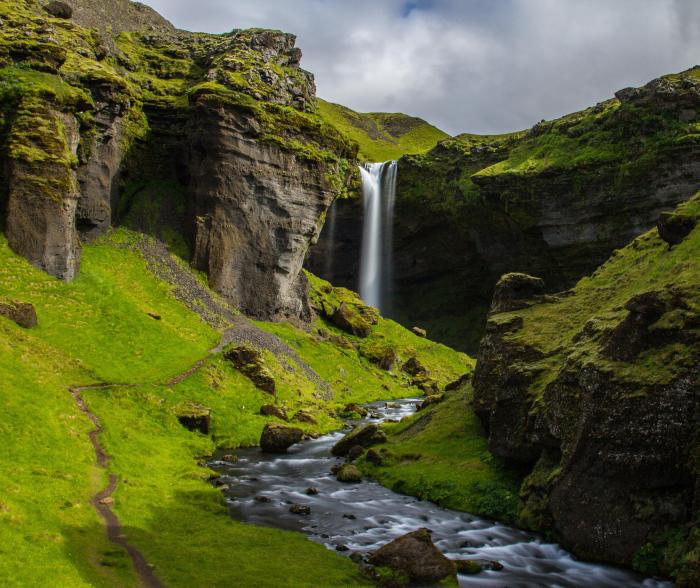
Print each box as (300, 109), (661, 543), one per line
(141, 0), (700, 135)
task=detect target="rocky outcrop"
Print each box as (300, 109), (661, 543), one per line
(472, 194), (700, 584)
(368, 528), (456, 585)
(224, 345), (276, 394)
(1, 2), (353, 322)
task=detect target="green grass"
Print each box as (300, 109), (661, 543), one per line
(359, 384), (521, 522)
(318, 99), (449, 162)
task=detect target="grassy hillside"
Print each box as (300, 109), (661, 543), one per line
(0, 228), (470, 586)
(318, 99), (449, 162)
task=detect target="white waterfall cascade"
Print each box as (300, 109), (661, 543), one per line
(359, 161), (397, 312)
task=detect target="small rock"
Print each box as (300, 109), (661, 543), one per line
(225, 346), (276, 394)
(293, 410), (317, 425)
(332, 302), (372, 338)
(341, 403), (369, 418)
(260, 423), (303, 453)
(289, 504), (310, 515)
(336, 464), (362, 483)
(305, 487), (319, 496)
(0, 300), (37, 329)
(330, 464), (342, 475)
(260, 404), (288, 421)
(99, 497), (114, 506)
(657, 211), (697, 247)
(343, 513), (357, 520)
(254, 496), (271, 503)
(453, 559), (482, 575)
(412, 326), (427, 338)
(418, 394), (445, 411)
(385, 402), (401, 409)
(335, 544), (349, 552)
(175, 403), (211, 435)
(221, 454), (238, 462)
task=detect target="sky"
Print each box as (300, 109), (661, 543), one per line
(141, 0), (700, 135)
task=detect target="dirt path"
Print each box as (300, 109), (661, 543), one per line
(70, 384), (164, 588)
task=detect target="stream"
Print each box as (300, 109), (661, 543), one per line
(210, 399), (672, 587)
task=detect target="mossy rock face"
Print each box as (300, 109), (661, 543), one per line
(224, 345), (276, 394)
(657, 212), (697, 246)
(332, 302), (372, 338)
(0, 299), (37, 328)
(174, 402), (212, 434)
(359, 340), (397, 370)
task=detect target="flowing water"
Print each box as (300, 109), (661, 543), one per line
(359, 161), (398, 312)
(210, 399), (671, 588)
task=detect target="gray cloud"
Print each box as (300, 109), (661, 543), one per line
(142, 0), (700, 135)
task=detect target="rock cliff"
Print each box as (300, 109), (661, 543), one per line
(472, 194), (700, 585)
(308, 69), (700, 351)
(0, 0), (354, 320)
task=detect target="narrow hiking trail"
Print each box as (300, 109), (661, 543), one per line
(68, 312), (329, 586)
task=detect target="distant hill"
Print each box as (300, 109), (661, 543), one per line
(318, 99), (449, 162)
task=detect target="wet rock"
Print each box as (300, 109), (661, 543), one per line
(368, 528), (456, 584)
(411, 326), (427, 338)
(332, 302), (372, 338)
(221, 454), (238, 462)
(289, 504), (310, 515)
(418, 394), (444, 411)
(175, 403), (211, 434)
(330, 464), (342, 475)
(335, 544), (349, 552)
(342, 513), (357, 520)
(445, 372), (471, 391)
(657, 211), (697, 246)
(490, 273), (545, 313)
(332, 424), (387, 456)
(336, 464), (362, 483)
(385, 402), (401, 409)
(0, 300), (38, 329)
(260, 404), (288, 421)
(260, 423), (303, 453)
(347, 445), (365, 461)
(254, 495), (271, 503)
(224, 345), (276, 394)
(453, 559), (482, 575)
(44, 1), (73, 19)
(305, 487), (319, 496)
(293, 410), (317, 425)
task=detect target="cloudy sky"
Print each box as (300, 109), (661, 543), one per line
(142, 0), (700, 135)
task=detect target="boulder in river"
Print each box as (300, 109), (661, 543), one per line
(331, 423), (386, 456)
(368, 528), (456, 584)
(289, 504), (310, 515)
(260, 423), (303, 453)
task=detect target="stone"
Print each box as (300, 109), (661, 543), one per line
(0, 300), (38, 329)
(331, 303), (372, 338)
(453, 560), (482, 575)
(260, 404), (288, 421)
(260, 423), (303, 453)
(305, 487), (319, 496)
(44, 1), (73, 19)
(331, 424), (387, 457)
(401, 357), (426, 378)
(657, 212), (697, 246)
(368, 528), (456, 584)
(224, 346), (276, 394)
(411, 326), (427, 338)
(289, 504), (310, 515)
(490, 273), (545, 313)
(336, 464), (362, 483)
(293, 410), (317, 425)
(175, 403), (211, 434)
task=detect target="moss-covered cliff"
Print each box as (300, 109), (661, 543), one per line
(472, 194), (700, 584)
(308, 68), (700, 352)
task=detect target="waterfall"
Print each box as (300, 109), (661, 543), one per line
(323, 200), (337, 280)
(359, 161), (397, 312)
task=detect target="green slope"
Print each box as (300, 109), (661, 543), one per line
(318, 98), (450, 162)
